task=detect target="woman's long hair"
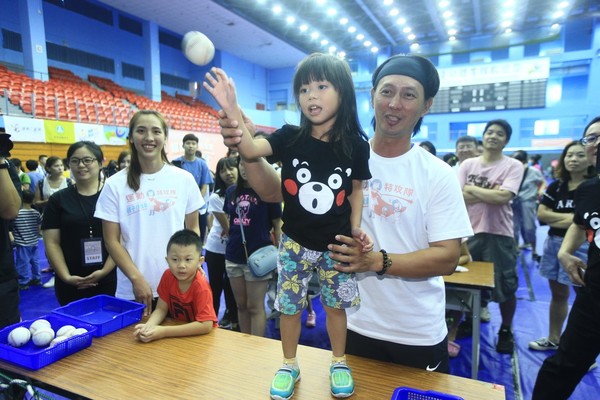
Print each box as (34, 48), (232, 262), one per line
(213, 156), (239, 197)
(127, 110), (169, 191)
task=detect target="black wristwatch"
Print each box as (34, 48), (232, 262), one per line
(0, 160), (9, 170)
(377, 249), (392, 276)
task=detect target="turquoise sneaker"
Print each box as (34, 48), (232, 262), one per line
(330, 363), (354, 398)
(270, 366), (300, 400)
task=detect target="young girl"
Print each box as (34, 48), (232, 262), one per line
(205, 156), (239, 329)
(204, 53), (372, 400)
(95, 110), (203, 316)
(222, 161), (282, 337)
(528, 141), (594, 351)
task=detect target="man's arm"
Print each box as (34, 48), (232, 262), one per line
(329, 236), (461, 278)
(462, 185), (514, 205)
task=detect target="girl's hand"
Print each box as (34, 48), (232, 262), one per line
(352, 227), (374, 253)
(203, 68), (238, 113)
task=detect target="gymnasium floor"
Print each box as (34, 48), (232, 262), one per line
(15, 229), (600, 399)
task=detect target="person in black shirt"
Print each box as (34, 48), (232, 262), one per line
(0, 130), (22, 328)
(533, 116), (600, 399)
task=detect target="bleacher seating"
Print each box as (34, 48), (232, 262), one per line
(0, 65), (220, 133)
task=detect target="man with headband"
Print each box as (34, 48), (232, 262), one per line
(218, 54), (472, 376)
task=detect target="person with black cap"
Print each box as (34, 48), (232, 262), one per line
(217, 54), (473, 374)
(0, 129), (23, 329)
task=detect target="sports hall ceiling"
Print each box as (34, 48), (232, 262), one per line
(97, 0), (599, 69)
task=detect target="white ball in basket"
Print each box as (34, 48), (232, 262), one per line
(7, 327), (31, 347)
(71, 328), (88, 337)
(49, 335), (69, 348)
(32, 327), (55, 347)
(56, 325), (76, 338)
(29, 319), (51, 335)
(182, 31), (215, 66)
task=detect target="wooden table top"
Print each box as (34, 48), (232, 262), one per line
(0, 324), (505, 399)
(444, 261), (495, 290)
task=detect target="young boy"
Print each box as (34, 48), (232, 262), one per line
(10, 190), (42, 290)
(133, 229), (218, 342)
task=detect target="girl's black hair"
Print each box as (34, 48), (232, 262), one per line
(291, 53), (368, 158)
(213, 156), (239, 197)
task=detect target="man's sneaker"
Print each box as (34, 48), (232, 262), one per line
(270, 366), (300, 400)
(330, 363), (354, 398)
(28, 279), (42, 286)
(496, 327), (515, 354)
(528, 337), (558, 351)
(219, 316), (233, 329)
(480, 306), (491, 322)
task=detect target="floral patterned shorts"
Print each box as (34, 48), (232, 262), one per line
(274, 234), (360, 315)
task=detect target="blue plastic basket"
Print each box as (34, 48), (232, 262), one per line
(52, 295), (144, 337)
(0, 314), (96, 370)
(391, 387), (464, 400)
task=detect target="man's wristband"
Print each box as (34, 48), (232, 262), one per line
(377, 249), (392, 276)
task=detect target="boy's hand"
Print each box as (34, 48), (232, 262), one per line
(133, 323), (164, 343)
(203, 68), (238, 114)
(352, 227), (374, 253)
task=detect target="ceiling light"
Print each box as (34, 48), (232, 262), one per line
(356, 33), (364, 40)
(408, 33), (416, 40)
(364, 40), (372, 46)
(272, 5), (282, 14)
(448, 28), (457, 35)
(503, 11), (513, 18)
(505, 28), (513, 33)
(445, 20), (455, 27)
(439, 1), (450, 8)
(327, 8), (337, 16)
(553, 11), (564, 18)
(384, 0), (393, 5)
(299, 24), (308, 32)
(449, 36), (456, 41)
(558, 1), (569, 8)
(551, 23), (561, 30)
(321, 39), (329, 45)
(338, 51), (346, 59)
(311, 32), (320, 39)
(339, 17), (348, 25)
(315, 0), (326, 5)
(442, 11), (453, 18)
(403, 26), (412, 33)
(410, 43), (420, 50)
(397, 17), (406, 25)
(286, 16), (295, 24)
(348, 26), (357, 33)
(371, 47), (379, 53)
(328, 46), (337, 53)
(390, 9), (399, 17)
(503, 0), (514, 6)
(501, 20), (512, 28)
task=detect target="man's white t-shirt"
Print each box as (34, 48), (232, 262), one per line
(95, 165), (204, 299)
(347, 145), (473, 346)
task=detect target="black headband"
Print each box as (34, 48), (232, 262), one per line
(372, 55), (440, 99)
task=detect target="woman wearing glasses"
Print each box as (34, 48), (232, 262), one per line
(41, 141), (117, 305)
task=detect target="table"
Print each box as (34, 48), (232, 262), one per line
(0, 322), (505, 399)
(444, 261), (495, 380)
